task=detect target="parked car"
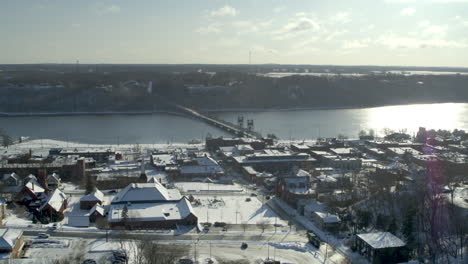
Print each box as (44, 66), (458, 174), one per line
(250, 193), (257, 197)
(245, 198), (251, 202)
(178, 259), (194, 264)
(265, 196), (271, 200)
(82, 259), (97, 264)
(37, 233), (49, 239)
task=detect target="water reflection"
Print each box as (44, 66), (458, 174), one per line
(363, 103), (466, 135)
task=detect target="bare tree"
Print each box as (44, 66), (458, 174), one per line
(241, 221), (248, 232)
(256, 219), (269, 233)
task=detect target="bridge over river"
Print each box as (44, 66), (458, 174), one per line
(172, 104), (261, 139)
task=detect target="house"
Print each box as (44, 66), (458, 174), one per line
(2, 173), (19, 186)
(38, 189), (68, 216)
(89, 204), (105, 223)
(356, 232), (408, 264)
(277, 170), (315, 208)
(107, 182), (198, 229)
(0, 228), (24, 258)
(46, 173), (61, 190)
(80, 188), (105, 210)
(15, 176), (46, 204)
(312, 211), (341, 232)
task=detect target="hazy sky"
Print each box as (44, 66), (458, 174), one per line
(1, 0), (468, 66)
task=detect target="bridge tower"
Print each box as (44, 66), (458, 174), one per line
(237, 115), (244, 129)
(247, 119), (254, 132)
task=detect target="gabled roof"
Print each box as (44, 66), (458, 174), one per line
(40, 189), (67, 212)
(80, 188), (104, 202)
(0, 228), (23, 250)
(25, 178), (45, 194)
(2, 173), (18, 181)
(357, 232), (406, 249)
(89, 203), (104, 216)
(108, 197), (195, 222)
(47, 173), (60, 182)
(111, 182), (181, 204)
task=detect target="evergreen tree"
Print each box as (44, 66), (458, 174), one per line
(402, 210), (415, 246)
(121, 205), (129, 226)
(387, 217), (398, 234)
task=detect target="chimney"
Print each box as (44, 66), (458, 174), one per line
(37, 168), (48, 194)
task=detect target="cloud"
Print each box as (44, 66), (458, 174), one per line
(283, 17), (319, 33)
(433, 0), (468, 2)
(93, 4), (121, 15)
(377, 34), (466, 48)
(196, 23), (223, 34)
(273, 7), (284, 13)
(343, 39), (372, 49)
(330, 12), (351, 23)
(210, 5), (238, 17)
(232, 19), (272, 34)
(400, 7), (416, 15)
(422, 25), (447, 37)
(273, 17), (320, 40)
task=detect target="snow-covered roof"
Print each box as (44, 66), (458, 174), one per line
(0, 228), (23, 250)
(108, 197), (195, 222)
(67, 216), (90, 227)
(179, 156), (223, 175)
(25, 178), (45, 193)
(314, 211), (341, 223)
(40, 189), (67, 212)
(357, 232), (406, 249)
(2, 173), (18, 181)
(295, 169), (311, 177)
(89, 203), (104, 216)
(235, 144), (254, 151)
(47, 173), (60, 182)
(80, 188), (104, 202)
(111, 182), (181, 204)
(242, 166), (257, 175)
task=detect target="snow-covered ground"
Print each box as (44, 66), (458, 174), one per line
(1, 138), (204, 157)
(274, 198), (368, 264)
(175, 182), (244, 193)
(192, 195), (287, 226)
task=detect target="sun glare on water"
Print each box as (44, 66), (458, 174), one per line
(364, 103), (466, 134)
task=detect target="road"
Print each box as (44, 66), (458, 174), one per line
(24, 229), (308, 243)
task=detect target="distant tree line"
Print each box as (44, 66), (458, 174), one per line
(2, 71), (468, 112)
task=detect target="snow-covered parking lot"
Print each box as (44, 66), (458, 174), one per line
(191, 194), (287, 226)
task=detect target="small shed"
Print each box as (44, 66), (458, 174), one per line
(80, 188), (104, 210)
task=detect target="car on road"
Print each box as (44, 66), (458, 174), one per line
(241, 242), (248, 250)
(265, 195), (271, 200)
(245, 198), (251, 202)
(37, 233), (49, 239)
(213, 222), (226, 227)
(273, 223), (283, 227)
(250, 193), (257, 197)
(178, 259), (194, 264)
(82, 259), (97, 264)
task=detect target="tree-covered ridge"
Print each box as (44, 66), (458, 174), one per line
(1, 70), (468, 113)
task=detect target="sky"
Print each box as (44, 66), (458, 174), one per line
(1, 0), (468, 67)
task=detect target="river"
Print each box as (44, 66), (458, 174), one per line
(1, 103), (468, 144)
